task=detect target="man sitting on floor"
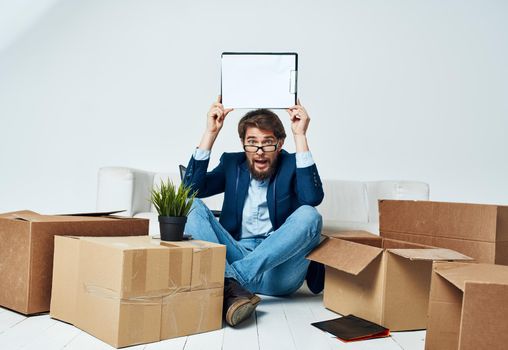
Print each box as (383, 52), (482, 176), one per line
(183, 96), (324, 327)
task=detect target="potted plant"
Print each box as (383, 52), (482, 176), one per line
(150, 178), (197, 241)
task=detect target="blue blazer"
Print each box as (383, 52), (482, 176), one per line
(183, 150), (324, 240)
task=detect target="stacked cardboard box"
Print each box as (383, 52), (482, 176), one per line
(0, 210), (149, 314)
(426, 261), (508, 350)
(379, 200), (508, 265)
(50, 235), (226, 348)
(307, 231), (472, 331)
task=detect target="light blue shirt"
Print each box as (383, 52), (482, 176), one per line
(192, 149), (315, 239)
(241, 178), (272, 238)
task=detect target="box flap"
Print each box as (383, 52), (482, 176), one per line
(381, 237), (436, 249)
(379, 199), (507, 242)
(457, 282), (508, 350)
(387, 248), (472, 262)
(0, 210), (41, 221)
(0, 210), (136, 223)
(0, 211), (119, 223)
(321, 230), (378, 239)
(307, 237), (383, 275)
(56, 210), (126, 217)
(79, 236), (165, 250)
(434, 262), (508, 292)
(321, 230), (382, 248)
(160, 239), (224, 251)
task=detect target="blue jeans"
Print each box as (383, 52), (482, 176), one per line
(184, 199), (322, 296)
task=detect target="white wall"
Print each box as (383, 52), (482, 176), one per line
(0, 0), (507, 214)
(0, 0), (60, 51)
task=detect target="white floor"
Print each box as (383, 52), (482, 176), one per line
(0, 286), (425, 350)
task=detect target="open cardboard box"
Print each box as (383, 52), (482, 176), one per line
(379, 200), (508, 265)
(426, 261), (508, 350)
(0, 210), (149, 314)
(307, 231), (472, 331)
(50, 235), (226, 348)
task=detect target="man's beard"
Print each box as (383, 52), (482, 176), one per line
(248, 156), (278, 181)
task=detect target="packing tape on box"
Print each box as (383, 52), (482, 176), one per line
(165, 241), (225, 290)
(122, 249), (149, 294)
(195, 245), (225, 290)
(186, 240), (210, 252)
(160, 288), (224, 337)
(195, 247), (213, 290)
(168, 247), (192, 291)
(84, 284), (188, 304)
(124, 247), (193, 296)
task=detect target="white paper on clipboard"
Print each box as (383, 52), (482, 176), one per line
(221, 52), (298, 109)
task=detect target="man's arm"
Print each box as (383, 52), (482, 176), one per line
(183, 96), (234, 197)
(287, 99), (310, 153)
(287, 100), (324, 206)
(198, 95), (234, 150)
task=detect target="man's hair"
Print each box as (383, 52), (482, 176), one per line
(237, 109), (286, 141)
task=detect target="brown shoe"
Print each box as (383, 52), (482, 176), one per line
(223, 278), (261, 327)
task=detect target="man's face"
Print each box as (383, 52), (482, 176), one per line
(242, 127), (284, 181)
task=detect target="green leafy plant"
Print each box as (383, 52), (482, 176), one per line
(150, 178), (197, 217)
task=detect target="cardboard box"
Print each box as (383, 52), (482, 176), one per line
(50, 235), (226, 348)
(307, 231), (472, 331)
(160, 240), (226, 291)
(321, 229), (384, 246)
(0, 210), (149, 315)
(426, 262), (508, 350)
(379, 200), (508, 264)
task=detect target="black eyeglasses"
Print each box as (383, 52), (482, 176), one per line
(243, 143), (279, 153)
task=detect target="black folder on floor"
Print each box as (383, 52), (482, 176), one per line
(311, 314), (390, 342)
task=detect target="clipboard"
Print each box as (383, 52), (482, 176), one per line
(221, 52), (298, 109)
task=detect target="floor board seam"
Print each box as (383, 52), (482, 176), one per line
(182, 335), (189, 350)
(391, 334), (407, 350)
(62, 329), (82, 349)
(0, 316), (28, 335)
(282, 303), (298, 350)
(255, 310), (260, 350)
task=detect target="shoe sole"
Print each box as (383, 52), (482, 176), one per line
(226, 295), (261, 327)
(250, 295), (261, 306)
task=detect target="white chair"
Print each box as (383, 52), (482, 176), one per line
(96, 167), (429, 235)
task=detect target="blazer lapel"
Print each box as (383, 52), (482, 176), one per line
(236, 160), (250, 225)
(267, 153), (284, 229)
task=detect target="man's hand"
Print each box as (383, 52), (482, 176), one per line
(199, 96), (234, 151)
(287, 99), (310, 136)
(206, 95), (234, 135)
(287, 99), (310, 152)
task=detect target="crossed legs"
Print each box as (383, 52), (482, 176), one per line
(184, 199), (322, 296)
